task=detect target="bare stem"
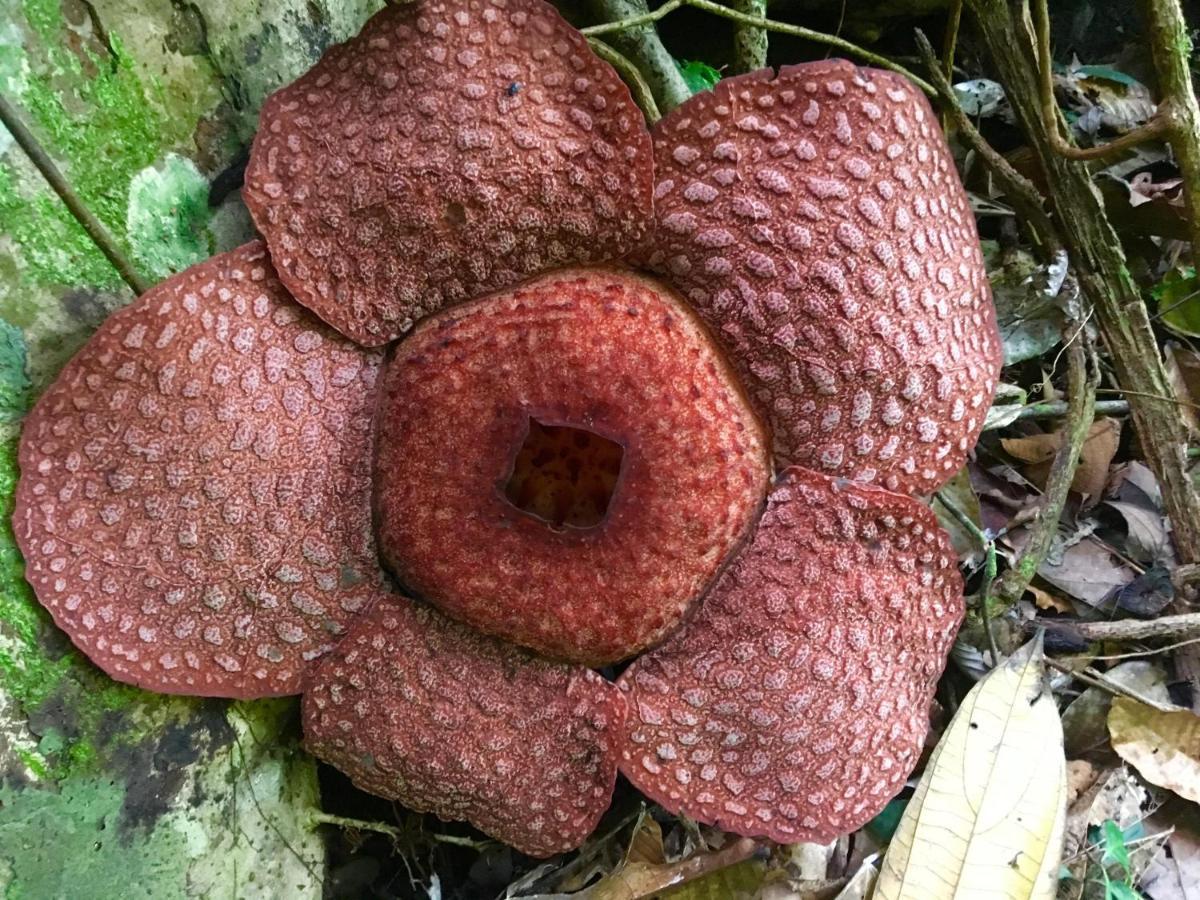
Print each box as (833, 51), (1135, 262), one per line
(993, 308), (1099, 606)
(983, 398), (1129, 428)
(1040, 612), (1200, 644)
(587, 0), (692, 113)
(1141, 0), (1200, 265)
(730, 0), (768, 73)
(0, 93), (150, 296)
(308, 812), (493, 849)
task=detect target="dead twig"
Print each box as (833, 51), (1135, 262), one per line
(1039, 612), (1200, 644)
(993, 297), (1099, 606)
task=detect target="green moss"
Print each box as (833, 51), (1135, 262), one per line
(2, 16), (202, 290)
(126, 154), (214, 279)
(0, 778), (191, 900)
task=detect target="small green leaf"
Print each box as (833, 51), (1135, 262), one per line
(1072, 65), (1142, 88)
(1102, 820), (1132, 872)
(1152, 267), (1200, 338)
(865, 794), (909, 843)
(675, 59), (721, 95)
(1105, 881), (1144, 900)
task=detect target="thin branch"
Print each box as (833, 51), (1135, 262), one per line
(587, 0), (691, 113)
(0, 92), (150, 295)
(1032, 0), (1168, 161)
(1141, 0), (1200, 265)
(1047, 658), (1181, 712)
(983, 398), (1129, 428)
(583, 0), (935, 95)
(308, 812), (494, 849)
(994, 304), (1100, 606)
(914, 30), (1059, 251)
(730, 0), (768, 73)
(1039, 612), (1200, 644)
(942, 0), (964, 82)
(588, 38), (662, 123)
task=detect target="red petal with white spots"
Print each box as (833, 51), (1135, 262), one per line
(636, 62), (1001, 495)
(244, 0), (654, 347)
(303, 594), (626, 857)
(13, 243), (384, 698)
(617, 466), (963, 844)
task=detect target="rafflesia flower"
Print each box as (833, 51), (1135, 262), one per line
(13, 0), (1000, 859)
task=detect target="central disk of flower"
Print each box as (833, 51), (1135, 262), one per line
(373, 268), (771, 665)
(503, 420), (624, 530)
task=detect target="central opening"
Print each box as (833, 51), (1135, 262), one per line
(503, 418), (624, 530)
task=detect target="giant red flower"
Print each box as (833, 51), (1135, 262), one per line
(13, 0), (999, 858)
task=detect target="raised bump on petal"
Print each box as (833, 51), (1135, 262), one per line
(617, 466), (964, 843)
(636, 61), (1001, 495)
(244, 0), (655, 347)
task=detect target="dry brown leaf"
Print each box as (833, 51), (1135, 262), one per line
(1109, 698), (1200, 803)
(1061, 765), (1152, 863)
(1001, 418), (1121, 504)
(1028, 583), (1073, 613)
(1036, 538), (1134, 606)
(1166, 342), (1200, 436)
(1065, 760), (1100, 807)
(1062, 661), (1171, 757)
(568, 838), (764, 900)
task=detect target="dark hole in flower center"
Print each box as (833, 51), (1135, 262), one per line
(503, 419), (624, 530)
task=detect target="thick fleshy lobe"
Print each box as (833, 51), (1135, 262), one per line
(302, 594), (626, 857)
(244, 0), (655, 347)
(618, 467), (963, 844)
(374, 267), (771, 665)
(637, 62), (1001, 495)
(13, 243), (383, 698)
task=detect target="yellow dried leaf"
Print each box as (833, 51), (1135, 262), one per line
(875, 638), (1067, 900)
(1108, 697), (1200, 803)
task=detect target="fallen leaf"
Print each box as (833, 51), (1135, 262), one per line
(1028, 583), (1073, 613)
(934, 467), (985, 560)
(1109, 698), (1200, 803)
(1107, 500), (1172, 564)
(1035, 536), (1134, 607)
(875, 638), (1066, 900)
(1001, 418), (1122, 504)
(1114, 566), (1175, 617)
(1061, 765), (1153, 866)
(1062, 661), (1172, 757)
(1066, 760), (1100, 807)
(564, 837), (765, 900)
(1141, 798), (1200, 900)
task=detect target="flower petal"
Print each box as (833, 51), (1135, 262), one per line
(303, 593), (626, 857)
(617, 466), (963, 843)
(13, 243), (383, 698)
(374, 267), (771, 665)
(637, 62), (1001, 494)
(244, 0), (654, 347)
